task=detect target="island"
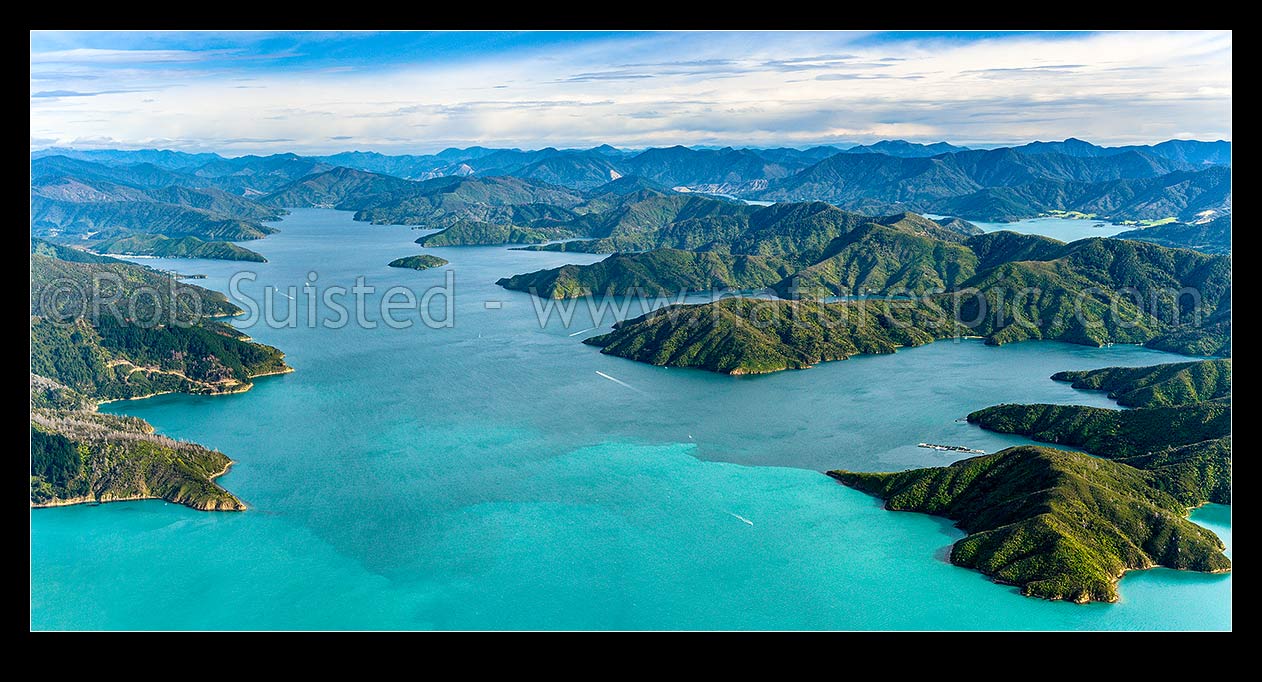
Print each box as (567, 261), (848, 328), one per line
(387, 254), (450, 270)
(831, 359), (1231, 603)
(29, 138), (1234, 614)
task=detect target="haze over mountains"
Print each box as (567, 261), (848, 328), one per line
(30, 137), (1230, 260)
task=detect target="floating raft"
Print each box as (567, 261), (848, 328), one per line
(918, 442), (987, 454)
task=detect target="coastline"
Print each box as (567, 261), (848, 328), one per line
(249, 365), (296, 379)
(94, 363), (293, 404)
(30, 460), (243, 512)
(831, 473), (1230, 604)
(619, 332), (1182, 376)
(31, 492), (155, 509)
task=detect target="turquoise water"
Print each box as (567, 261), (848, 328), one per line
(31, 209), (1230, 630)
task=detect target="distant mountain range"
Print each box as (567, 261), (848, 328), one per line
(758, 147), (1229, 222)
(30, 137), (1231, 255)
(32, 137), (1227, 172)
(840, 140), (971, 157)
(1014, 137), (1231, 165)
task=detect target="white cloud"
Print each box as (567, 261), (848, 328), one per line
(29, 31), (1232, 154)
(30, 48), (224, 64)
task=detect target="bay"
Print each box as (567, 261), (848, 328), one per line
(927, 214), (1133, 242)
(30, 209), (1230, 630)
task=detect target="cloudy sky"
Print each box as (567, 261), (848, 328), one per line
(30, 30), (1232, 155)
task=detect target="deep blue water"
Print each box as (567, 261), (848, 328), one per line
(31, 209), (1230, 630)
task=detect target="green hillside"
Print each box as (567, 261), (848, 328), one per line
(831, 446), (1229, 603)
(499, 248), (794, 298)
(90, 234), (267, 262)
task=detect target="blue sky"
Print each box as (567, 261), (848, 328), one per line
(30, 31), (1232, 154)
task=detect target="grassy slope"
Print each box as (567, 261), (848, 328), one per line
(1115, 215), (1231, 255)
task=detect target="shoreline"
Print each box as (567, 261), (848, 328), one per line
(34, 228), (289, 515)
(31, 459), (243, 512)
(31, 492), (155, 509)
(624, 332), (1192, 377)
(94, 363), (293, 405)
(831, 475), (1230, 605)
(249, 365), (296, 379)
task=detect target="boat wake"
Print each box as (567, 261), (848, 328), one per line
(594, 370), (646, 394)
(727, 512), (754, 526)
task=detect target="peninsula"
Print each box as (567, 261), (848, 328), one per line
(831, 359), (1232, 602)
(585, 235), (1231, 373)
(30, 243), (292, 510)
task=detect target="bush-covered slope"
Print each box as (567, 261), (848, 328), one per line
(830, 446), (1229, 603)
(31, 255), (289, 399)
(32, 197), (277, 241)
(31, 409), (244, 511)
(90, 234), (267, 262)
(499, 248), (794, 298)
(1052, 359), (1230, 407)
(387, 254), (449, 270)
(417, 220), (580, 246)
(585, 297), (966, 374)
(966, 401), (1229, 458)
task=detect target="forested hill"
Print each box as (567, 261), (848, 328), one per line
(831, 358), (1231, 603)
(584, 233), (1231, 373)
(29, 246), (295, 510)
(31, 254), (289, 400)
